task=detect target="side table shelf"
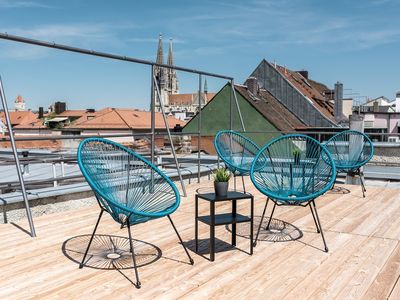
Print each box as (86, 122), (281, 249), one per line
(195, 191), (254, 261)
(198, 213), (251, 226)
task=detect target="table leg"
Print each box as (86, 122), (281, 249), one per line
(250, 196), (254, 255)
(195, 195), (198, 253)
(210, 201), (215, 261)
(232, 199), (237, 246)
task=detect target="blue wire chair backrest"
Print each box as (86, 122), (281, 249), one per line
(250, 134), (336, 204)
(77, 138), (180, 225)
(324, 130), (374, 171)
(214, 130), (261, 175)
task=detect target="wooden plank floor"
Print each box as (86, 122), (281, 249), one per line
(1, 178), (400, 299)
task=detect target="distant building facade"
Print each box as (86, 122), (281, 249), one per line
(355, 92), (400, 142)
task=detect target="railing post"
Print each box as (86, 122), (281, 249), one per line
(150, 65), (155, 192)
(198, 74), (202, 183)
(0, 76), (36, 237)
(229, 80), (233, 130)
(61, 161), (65, 177)
(52, 163), (57, 187)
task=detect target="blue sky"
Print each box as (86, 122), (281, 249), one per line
(0, 0), (399, 110)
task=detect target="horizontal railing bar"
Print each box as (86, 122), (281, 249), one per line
(0, 154), (216, 166)
(0, 131), (204, 142)
(0, 174), (83, 188)
(0, 132), (152, 142)
(0, 130), (398, 143)
(235, 130), (400, 137)
(0, 33), (233, 80)
(0, 159), (219, 187)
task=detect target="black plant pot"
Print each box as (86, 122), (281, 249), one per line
(214, 181), (229, 197)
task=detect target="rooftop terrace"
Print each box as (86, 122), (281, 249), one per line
(1, 178), (400, 299)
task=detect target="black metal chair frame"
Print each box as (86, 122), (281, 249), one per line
(253, 197), (328, 252)
(79, 196), (194, 289)
(233, 173), (247, 193)
(331, 167), (367, 197)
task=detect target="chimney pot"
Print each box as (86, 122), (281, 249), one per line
(245, 77), (258, 96)
(38, 107), (44, 119)
(334, 82), (344, 122)
(298, 70), (309, 79)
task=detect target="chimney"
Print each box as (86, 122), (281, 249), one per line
(245, 77), (258, 95)
(396, 91), (400, 113)
(38, 107), (44, 119)
(373, 101), (379, 112)
(334, 81), (344, 122)
(298, 70), (309, 79)
(54, 101), (66, 114)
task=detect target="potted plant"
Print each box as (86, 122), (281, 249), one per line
(213, 168), (231, 197)
(293, 148), (302, 165)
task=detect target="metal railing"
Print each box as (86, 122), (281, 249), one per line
(0, 33), (245, 237)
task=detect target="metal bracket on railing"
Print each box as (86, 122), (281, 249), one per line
(152, 73), (187, 197)
(231, 79), (246, 132)
(0, 76), (36, 237)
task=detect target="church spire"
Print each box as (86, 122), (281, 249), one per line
(204, 78), (208, 94)
(165, 38), (179, 94)
(156, 34), (164, 65)
(167, 38), (174, 66)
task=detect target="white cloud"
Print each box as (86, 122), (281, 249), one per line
(0, 0), (53, 8)
(0, 22), (140, 59)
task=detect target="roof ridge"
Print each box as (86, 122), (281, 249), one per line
(112, 108), (133, 130)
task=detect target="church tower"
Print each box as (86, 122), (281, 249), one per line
(154, 35), (179, 112)
(166, 38), (179, 94)
(154, 34), (168, 111)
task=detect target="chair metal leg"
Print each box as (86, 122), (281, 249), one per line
(80, 209), (104, 268)
(168, 215), (194, 265)
(266, 201), (277, 230)
(241, 175), (246, 193)
(311, 200), (328, 252)
(309, 202), (320, 233)
(331, 171), (338, 190)
(234, 175), (237, 191)
(253, 197), (269, 247)
(127, 218), (141, 289)
(359, 169), (366, 197)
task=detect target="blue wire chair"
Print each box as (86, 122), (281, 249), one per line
(250, 134), (336, 252)
(214, 130), (261, 192)
(324, 130), (374, 197)
(77, 138), (193, 288)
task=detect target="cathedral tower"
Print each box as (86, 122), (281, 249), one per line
(166, 38), (179, 94)
(154, 35), (179, 112)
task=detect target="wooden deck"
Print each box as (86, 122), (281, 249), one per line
(1, 178), (400, 299)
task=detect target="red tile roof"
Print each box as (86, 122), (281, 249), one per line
(0, 111), (38, 127)
(65, 108), (185, 130)
(276, 66), (335, 122)
(169, 94), (193, 106)
(14, 119), (47, 129)
(168, 93), (216, 106)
